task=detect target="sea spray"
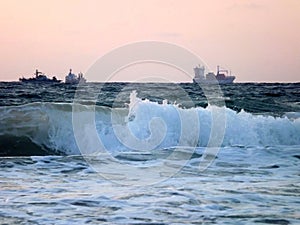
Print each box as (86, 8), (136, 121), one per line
(0, 91), (299, 156)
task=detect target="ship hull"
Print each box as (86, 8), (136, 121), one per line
(193, 77), (235, 84)
(19, 78), (61, 83)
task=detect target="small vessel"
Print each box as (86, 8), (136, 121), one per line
(19, 69), (61, 83)
(65, 69), (87, 84)
(193, 65), (236, 84)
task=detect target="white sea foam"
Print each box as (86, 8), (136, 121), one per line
(0, 91), (299, 155)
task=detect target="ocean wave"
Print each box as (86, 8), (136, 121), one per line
(0, 92), (299, 156)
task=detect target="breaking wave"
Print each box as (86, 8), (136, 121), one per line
(0, 91), (299, 156)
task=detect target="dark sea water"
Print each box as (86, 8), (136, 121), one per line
(0, 82), (299, 224)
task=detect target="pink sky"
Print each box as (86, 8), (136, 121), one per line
(0, 0), (299, 82)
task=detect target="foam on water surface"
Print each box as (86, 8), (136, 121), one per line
(0, 91), (299, 156)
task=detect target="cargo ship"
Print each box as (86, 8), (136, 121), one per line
(193, 65), (236, 84)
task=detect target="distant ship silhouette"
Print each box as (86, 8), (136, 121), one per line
(19, 69), (61, 83)
(193, 65), (236, 84)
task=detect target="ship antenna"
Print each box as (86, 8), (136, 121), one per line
(35, 69), (40, 77)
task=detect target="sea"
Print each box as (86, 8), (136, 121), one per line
(0, 81), (299, 224)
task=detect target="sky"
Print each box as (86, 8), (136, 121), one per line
(0, 0), (299, 82)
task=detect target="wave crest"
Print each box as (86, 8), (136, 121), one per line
(0, 94), (299, 156)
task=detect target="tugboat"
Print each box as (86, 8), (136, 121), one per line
(19, 69), (61, 83)
(65, 69), (87, 84)
(193, 65), (236, 84)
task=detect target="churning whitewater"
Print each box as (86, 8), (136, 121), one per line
(1, 81), (300, 224)
(1, 90), (299, 156)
